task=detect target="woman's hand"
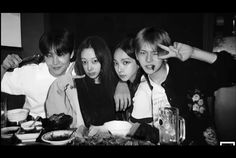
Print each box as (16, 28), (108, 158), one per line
(1, 54), (22, 71)
(114, 81), (131, 111)
(157, 42), (194, 61)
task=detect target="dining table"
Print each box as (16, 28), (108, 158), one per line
(1, 114), (186, 146)
(1, 118), (158, 146)
(1, 128), (157, 146)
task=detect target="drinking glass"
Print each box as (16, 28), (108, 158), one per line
(156, 107), (185, 145)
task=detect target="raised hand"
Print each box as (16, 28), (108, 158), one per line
(157, 42), (194, 61)
(1, 54), (22, 70)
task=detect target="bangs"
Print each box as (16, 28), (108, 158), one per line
(52, 42), (70, 56)
(39, 29), (74, 56)
(135, 27), (171, 53)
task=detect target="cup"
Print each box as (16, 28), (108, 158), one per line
(1, 100), (8, 128)
(155, 107), (185, 145)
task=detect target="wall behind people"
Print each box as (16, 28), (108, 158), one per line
(1, 13), (46, 110)
(21, 13), (46, 58)
(48, 13), (205, 50)
(1, 13), (46, 64)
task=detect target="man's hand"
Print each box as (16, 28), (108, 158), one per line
(157, 42), (194, 61)
(114, 81), (131, 111)
(1, 54), (23, 81)
(1, 54), (22, 71)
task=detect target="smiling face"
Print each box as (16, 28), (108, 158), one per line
(81, 48), (101, 83)
(136, 42), (164, 75)
(113, 48), (139, 82)
(45, 47), (73, 77)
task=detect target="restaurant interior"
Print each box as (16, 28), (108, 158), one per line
(1, 13), (235, 145)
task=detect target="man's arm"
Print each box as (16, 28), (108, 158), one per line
(157, 42), (217, 64)
(1, 54), (22, 81)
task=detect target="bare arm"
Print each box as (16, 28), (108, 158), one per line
(157, 42), (217, 64)
(191, 47), (217, 64)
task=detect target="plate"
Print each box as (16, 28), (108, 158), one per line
(41, 130), (75, 145)
(1, 126), (20, 139)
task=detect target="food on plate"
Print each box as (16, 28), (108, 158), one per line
(21, 120), (42, 131)
(47, 134), (71, 141)
(41, 113), (73, 131)
(41, 130), (75, 145)
(72, 125), (155, 146)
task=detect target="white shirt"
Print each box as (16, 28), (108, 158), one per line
(132, 64), (170, 127)
(1, 62), (74, 118)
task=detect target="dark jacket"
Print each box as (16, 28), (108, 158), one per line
(131, 51), (236, 145)
(159, 51), (235, 145)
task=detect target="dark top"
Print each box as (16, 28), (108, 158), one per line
(116, 68), (144, 121)
(75, 76), (116, 128)
(131, 51), (236, 145)
(127, 68), (145, 98)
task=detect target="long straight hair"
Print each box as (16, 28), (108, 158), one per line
(75, 36), (116, 100)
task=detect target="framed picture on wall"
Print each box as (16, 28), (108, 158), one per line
(1, 13), (22, 48)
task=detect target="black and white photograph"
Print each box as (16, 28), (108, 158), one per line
(1, 13), (236, 148)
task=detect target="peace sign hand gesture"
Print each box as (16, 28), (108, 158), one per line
(157, 42), (195, 61)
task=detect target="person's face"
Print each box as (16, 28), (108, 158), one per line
(136, 42), (163, 75)
(81, 48), (101, 82)
(113, 48), (139, 82)
(45, 48), (72, 77)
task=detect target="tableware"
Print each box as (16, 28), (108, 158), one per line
(29, 116), (40, 127)
(41, 130), (75, 145)
(68, 128), (77, 138)
(21, 120), (42, 131)
(1, 126), (20, 139)
(103, 120), (132, 137)
(7, 108), (29, 123)
(15, 132), (41, 142)
(155, 107), (185, 145)
(1, 101), (7, 128)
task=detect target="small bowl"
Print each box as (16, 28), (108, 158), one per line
(41, 130), (75, 145)
(21, 121), (42, 131)
(1, 126), (20, 139)
(15, 132), (41, 142)
(103, 120), (132, 137)
(7, 108), (29, 123)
